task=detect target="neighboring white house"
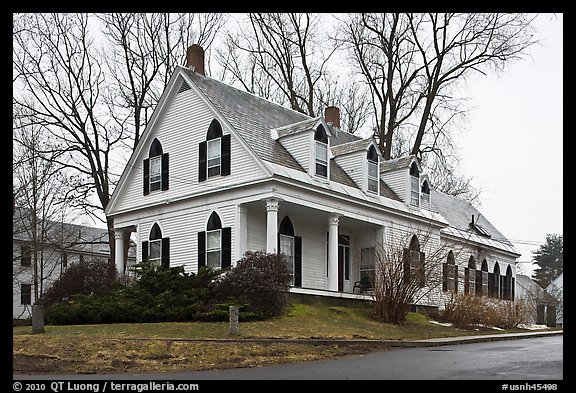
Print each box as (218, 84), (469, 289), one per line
(105, 45), (520, 311)
(12, 207), (136, 320)
(515, 274), (559, 326)
(546, 272), (563, 326)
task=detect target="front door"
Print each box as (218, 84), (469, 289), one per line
(338, 235), (350, 292)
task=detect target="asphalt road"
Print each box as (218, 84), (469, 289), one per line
(14, 335), (563, 381)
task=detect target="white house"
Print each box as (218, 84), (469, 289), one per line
(13, 207), (136, 320)
(515, 274), (559, 326)
(105, 45), (520, 311)
(546, 272), (563, 326)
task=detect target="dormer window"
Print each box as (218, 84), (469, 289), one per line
(367, 145), (379, 194)
(143, 138), (169, 195)
(409, 161), (420, 206)
(199, 119), (231, 182)
(421, 180), (430, 204)
(314, 125), (328, 178)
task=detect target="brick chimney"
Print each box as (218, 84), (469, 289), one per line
(324, 106), (340, 129)
(186, 44), (205, 75)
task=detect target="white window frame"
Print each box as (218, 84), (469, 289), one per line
(207, 138), (221, 178)
(206, 229), (222, 269)
(148, 239), (162, 265)
(315, 141), (328, 178)
(367, 159), (379, 194)
(410, 175), (420, 206)
(149, 155), (162, 192)
(279, 234), (295, 285)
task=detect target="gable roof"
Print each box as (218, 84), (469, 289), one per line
(516, 274), (559, 305)
(380, 155), (418, 173)
(331, 138), (373, 157)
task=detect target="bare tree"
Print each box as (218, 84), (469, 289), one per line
(339, 13), (538, 200)
(96, 13), (227, 148)
(13, 13), (122, 267)
(13, 111), (83, 316)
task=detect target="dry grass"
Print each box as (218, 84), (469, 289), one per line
(13, 303), (542, 375)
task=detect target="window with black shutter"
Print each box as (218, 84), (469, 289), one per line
(143, 223), (169, 268)
(199, 119), (231, 181)
(198, 211), (231, 271)
(143, 138), (169, 195)
(403, 235), (425, 288)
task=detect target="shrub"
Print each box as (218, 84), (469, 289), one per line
(214, 250), (292, 318)
(39, 256), (117, 306)
(440, 293), (531, 329)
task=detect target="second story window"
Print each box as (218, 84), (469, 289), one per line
(409, 161), (420, 207)
(199, 119), (231, 181)
(421, 180), (430, 204)
(367, 145), (379, 194)
(143, 138), (169, 195)
(314, 124), (328, 178)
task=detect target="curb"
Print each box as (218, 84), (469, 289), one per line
(106, 329), (563, 348)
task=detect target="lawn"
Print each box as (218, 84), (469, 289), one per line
(13, 303), (545, 375)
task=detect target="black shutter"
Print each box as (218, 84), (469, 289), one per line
(419, 251), (426, 287)
(464, 267), (469, 294)
(442, 262), (448, 292)
(199, 141), (207, 182)
(198, 231), (206, 270)
(161, 153), (169, 191)
(161, 238), (170, 268)
(143, 158), (150, 195)
(142, 241), (149, 262)
(294, 236), (302, 287)
(221, 134), (231, 176)
(222, 227), (232, 269)
(511, 277), (515, 301)
(454, 265), (458, 293)
(402, 248), (410, 285)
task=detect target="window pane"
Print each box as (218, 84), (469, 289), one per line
(207, 230), (221, 251)
(316, 142), (327, 161)
(279, 235), (294, 284)
(208, 139), (221, 160)
(361, 248), (375, 269)
(368, 161), (378, 178)
(368, 179), (378, 193)
(316, 163), (328, 177)
(149, 240), (161, 260)
(207, 139), (221, 177)
(207, 251), (221, 269)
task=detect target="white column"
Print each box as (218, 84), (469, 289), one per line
(327, 213), (340, 291)
(265, 198), (280, 253)
(237, 205), (248, 264)
(114, 230), (125, 276)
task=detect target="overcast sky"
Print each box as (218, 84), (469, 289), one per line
(457, 13), (563, 276)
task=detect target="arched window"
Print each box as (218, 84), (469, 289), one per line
(489, 262), (501, 298)
(199, 119), (231, 181)
(503, 265), (514, 300)
(367, 145), (379, 193)
(314, 125), (328, 178)
(465, 255), (477, 295)
(143, 138), (169, 195)
(410, 161), (420, 206)
(142, 223), (170, 268)
(443, 251), (457, 292)
(476, 259), (489, 296)
(277, 217), (302, 287)
(403, 235), (425, 288)
(206, 212), (223, 269)
(421, 180), (430, 204)
(197, 212), (231, 270)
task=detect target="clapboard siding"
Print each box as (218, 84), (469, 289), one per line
(113, 84), (266, 213)
(381, 169), (407, 204)
(138, 203), (237, 274)
(278, 132), (312, 173)
(334, 151), (364, 189)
